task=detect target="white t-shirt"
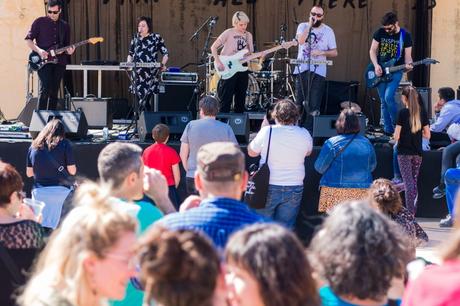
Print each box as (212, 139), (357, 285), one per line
(249, 125), (313, 186)
(294, 22), (337, 77)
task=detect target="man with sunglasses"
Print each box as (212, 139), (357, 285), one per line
(25, 0), (74, 110)
(294, 5), (337, 132)
(369, 12), (413, 136)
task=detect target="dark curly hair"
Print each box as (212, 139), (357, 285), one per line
(272, 99), (300, 125)
(225, 223), (320, 306)
(369, 178), (403, 215)
(335, 109), (361, 134)
(308, 201), (412, 302)
(0, 162), (24, 207)
(138, 227), (220, 306)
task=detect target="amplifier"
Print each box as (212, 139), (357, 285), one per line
(395, 87), (432, 119)
(160, 72), (198, 84)
(71, 97), (113, 128)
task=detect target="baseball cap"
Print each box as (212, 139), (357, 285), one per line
(197, 142), (245, 182)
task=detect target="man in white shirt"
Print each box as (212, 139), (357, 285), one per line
(294, 5), (338, 132)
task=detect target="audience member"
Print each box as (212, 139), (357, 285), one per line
(161, 142), (266, 249)
(314, 109), (376, 212)
(248, 99), (312, 228)
(18, 182), (138, 306)
(430, 87), (460, 147)
(369, 178), (428, 247)
(137, 227), (226, 306)
(180, 96), (237, 195)
(439, 165), (460, 227)
(26, 119), (76, 229)
(142, 123), (181, 209)
(225, 223), (320, 306)
(402, 195), (460, 305)
(309, 201), (412, 306)
(394, 86), (430, 215)
(432, 141), (460, 201)
(0, 162), (43, 306)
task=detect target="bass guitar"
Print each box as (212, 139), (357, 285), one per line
(28, 37), (104, 71)
(214, 40), (297, 80)
(365, 57), (439, 88)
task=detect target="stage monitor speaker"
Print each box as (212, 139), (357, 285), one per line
(155, 83), (197, 114)
(395, 87), (432, 118)
(322, 80), (360, 115)
(138, 111), (192, 142)
(313, 114), (366, 138)
(216, 113), (250, 143)
(17, 97), (38, 126)
(29, 110), (88, 139)
(71, 97), (113, 128)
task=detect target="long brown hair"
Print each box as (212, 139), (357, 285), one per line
(31, 119), (66, 150)
(368, 178), (403, 215)
(401, 86), (421, 134)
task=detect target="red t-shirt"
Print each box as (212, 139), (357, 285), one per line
(142, 143), (180, 186)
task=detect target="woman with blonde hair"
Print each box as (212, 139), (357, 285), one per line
(394, 86), (430, 214)
(18, 182), (137, 306)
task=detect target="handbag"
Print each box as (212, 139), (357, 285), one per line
(244, 126), (272, 209)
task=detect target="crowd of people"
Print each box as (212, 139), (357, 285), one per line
(1, 87), (460, 305)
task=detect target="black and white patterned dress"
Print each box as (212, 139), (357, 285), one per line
(128, 33), (168, 102)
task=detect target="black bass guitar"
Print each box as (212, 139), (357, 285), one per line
(365, 58), (439, 88)
(28, 37), (104, 71)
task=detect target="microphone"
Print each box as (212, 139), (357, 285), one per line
(209, 16), (218, 27)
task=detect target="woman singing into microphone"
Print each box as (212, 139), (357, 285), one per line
(127, 16), (168, 111)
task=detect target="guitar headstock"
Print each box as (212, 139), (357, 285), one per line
(422, 58), (439, 65)
(88, 37), (104, 44)
(281, 39), (298, 49)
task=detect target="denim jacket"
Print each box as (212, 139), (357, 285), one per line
(314, 134), (376, 188)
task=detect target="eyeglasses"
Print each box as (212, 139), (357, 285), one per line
(310, 12), (323, 17)
(48, 10), (60, 14)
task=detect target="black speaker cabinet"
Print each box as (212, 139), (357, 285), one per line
(71, 98), (113, 128)
(17, 97), (38, 126)
(321, 80), (360, 115)
(29, 110), (88, 139)
(394, 87), (432, 118)
(216, 113), (250, 143)
(155, 83), (197, 113)
(313, 114), (366, 138)
(138, 111), (192, 142)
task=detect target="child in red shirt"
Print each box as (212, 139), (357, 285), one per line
(142, 124), (181, 209)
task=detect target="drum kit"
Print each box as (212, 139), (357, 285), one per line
(205, 40), (296, 112)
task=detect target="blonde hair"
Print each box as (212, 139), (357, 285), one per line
(401, 86), (422, 134)
(18, 182), (137, 306)
(232, 11), (249, 26)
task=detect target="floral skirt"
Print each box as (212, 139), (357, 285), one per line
(318, 186), (369, 212)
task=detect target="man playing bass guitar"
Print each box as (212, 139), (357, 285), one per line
(25, 0), (74, 111)
(369, 11), (413, 135)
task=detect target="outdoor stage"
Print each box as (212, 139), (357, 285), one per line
(0, 137), (447, 222)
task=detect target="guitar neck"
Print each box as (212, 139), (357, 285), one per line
(54, 39), (89, 54)
(388, 59), (425, 73)
(242, 45), (285, 63)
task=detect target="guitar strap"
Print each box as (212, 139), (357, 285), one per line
(395, 28), (405, 61)
(57, 19), (65, 48)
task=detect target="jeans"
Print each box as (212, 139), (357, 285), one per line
(376, 70), (403, 134)
(217, 71), (249, 113)
(256, 185), (303, 229)
(445, 168), (460, 218)
(37, 64), (66, 110)
(398, 155), (422, 215)
(295, 71), (325, 132)
(439, 141), (460, 189)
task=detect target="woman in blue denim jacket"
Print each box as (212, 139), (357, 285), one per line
(314, 109), (376, 212)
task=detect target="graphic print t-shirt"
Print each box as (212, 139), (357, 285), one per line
(216, 28), (254, 56)
(373, 28), (412, 66)
(294, 22), (337, 77)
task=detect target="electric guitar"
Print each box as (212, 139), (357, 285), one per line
(365, 57), (439, 88)
(214, 40), (298, 80)
(28, 37), (104, 71)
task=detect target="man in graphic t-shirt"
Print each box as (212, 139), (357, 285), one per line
(369, 11), (413, 135)
(294, 5), (338, 132)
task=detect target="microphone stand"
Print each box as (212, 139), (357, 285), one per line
(189, 17), (212, 42)
(200, 19), (216, 64)
(124, 33), (141, 139)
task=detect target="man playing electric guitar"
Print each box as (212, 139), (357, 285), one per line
(25, 0), (74, 111)
(211, 11), (254, 113)
(369, 11), (413, 135)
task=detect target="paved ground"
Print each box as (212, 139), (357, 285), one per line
(416, 218), (453, 264)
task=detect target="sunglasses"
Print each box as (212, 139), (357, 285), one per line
(310, 12), (323, 17)
(48, 10), (60, 14)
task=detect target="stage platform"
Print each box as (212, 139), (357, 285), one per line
(0, 137), (447, 223)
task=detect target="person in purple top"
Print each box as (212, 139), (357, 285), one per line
(160, 142), (267, 249)
(25, 0), (74, 110)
